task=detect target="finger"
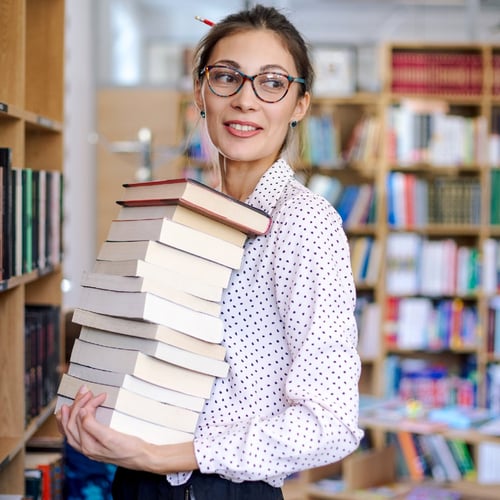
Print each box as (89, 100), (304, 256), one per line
(66, 387), (94, 448)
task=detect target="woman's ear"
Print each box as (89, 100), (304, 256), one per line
(291, 91), (311, 123)
(194, 80), (204, 112)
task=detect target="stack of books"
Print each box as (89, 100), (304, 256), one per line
(56, 178), (271, 445)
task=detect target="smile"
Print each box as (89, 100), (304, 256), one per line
(228, 123), (259, 132)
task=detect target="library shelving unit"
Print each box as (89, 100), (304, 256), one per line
(0, 0), (65, 494)
(287, 42), (500, 500)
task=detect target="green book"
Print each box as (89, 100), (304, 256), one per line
(22, 168), (33, 274)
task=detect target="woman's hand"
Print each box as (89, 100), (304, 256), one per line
(55, 384), (199, 473)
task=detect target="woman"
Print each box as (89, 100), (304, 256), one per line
(57, 4), (363, 499)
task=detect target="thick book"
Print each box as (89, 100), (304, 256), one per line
(72, 308), (226, 358)
(106, 217), (244, 270)
(55, 396), (193, 445)
(78, 287), (224, 343)
(118, 177), (272, 236)
(78, 326), (229, 377)
(81, 270), (221, 317)
(57, 373), (200, 433)
(116, 202), (248, 247)
(97, 240), (233, 289)
(91, 258), (223, 302)
(67, 362), (206, 412)
(69, 339), (215, 399)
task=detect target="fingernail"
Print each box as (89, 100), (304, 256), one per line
(78, 385), (89, 395)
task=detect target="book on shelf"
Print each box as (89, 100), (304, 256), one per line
(78, 287), (224, 343)
(116, 202), (248, 247)
(92, 258), (223, 302)
(24, 451), (63, 500)
(97, 240), (233, 289)
(57, 373), (200, 433)
(78, 325), (229, 377)
(55, 396), (193, 445)
(118, 177), (272, 236)
(67, 362), (206, 412)
(106, 217), (244, 270)
(0, 147), (12, 281)
(81, 270), (221, 317)
(71, 308), (226, 360)
(68, 338), (216, 399)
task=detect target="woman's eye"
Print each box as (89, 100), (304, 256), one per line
(262, 76), (286, 89)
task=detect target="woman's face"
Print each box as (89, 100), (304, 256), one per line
(196, 29), (310, 172)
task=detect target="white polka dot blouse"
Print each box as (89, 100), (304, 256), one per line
(168, 158), (364, 487)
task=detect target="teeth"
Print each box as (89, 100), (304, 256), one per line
(229, 123), (257, 132)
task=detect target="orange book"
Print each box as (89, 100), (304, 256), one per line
(396, 430), (425, 481)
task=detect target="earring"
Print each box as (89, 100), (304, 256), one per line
(290, 120), (298, 128)
(200, 110), (206, 118)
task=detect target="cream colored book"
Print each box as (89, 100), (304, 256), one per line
(116, 203), (248, 247)
(91, 259), (223, 302)
(69, 339), (215, 399)
(78, 287), (224, 343)
(57, 373), (200, 433)
(97, 240), (233, 289)
(67, 362), (206, 412)
(55, 396), (193, 445)
(80, 270), (221, 317)
(106, 218), (244, 269)
(72, 308), (226, 358)
(79, 326), (229, 378)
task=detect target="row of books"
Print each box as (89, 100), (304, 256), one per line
(56, 177), (271, 444)
(386, 233), (480, 297)
(387, 102), (488, 167)
(0, 147), (63, 281)
(387, 172), (481, 227)
(391, 50), (483, 96)
(387, 430), (476, 483)
(25, 304), (61, 425)
(384, 296), (479, 351)
(384, 356), (478, 409)
(25, 452), (63, 500)
(301, 114), (341, 168)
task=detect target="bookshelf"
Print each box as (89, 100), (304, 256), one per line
(0, 0), (65, 494)
(252, 42), (500, 499)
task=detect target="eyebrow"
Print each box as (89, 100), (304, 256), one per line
(212, 59), (290, 74)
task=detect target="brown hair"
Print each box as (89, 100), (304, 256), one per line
(193, 4), (314, 94)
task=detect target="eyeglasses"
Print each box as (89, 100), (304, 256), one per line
(200, 65), (306, 103)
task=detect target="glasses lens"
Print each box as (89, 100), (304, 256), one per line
(207, 67), (243, 96)
(254, 73), (290, 102)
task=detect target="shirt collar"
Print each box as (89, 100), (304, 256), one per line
(245, 158), (295, 215)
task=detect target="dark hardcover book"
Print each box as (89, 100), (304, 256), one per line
(0, 148), (13, 280)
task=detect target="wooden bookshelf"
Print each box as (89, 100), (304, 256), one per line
(0, 0), (65, 494)
(280, 42), (500, 499)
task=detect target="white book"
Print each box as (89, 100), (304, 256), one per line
(57, 373), (199, 433)
(72, 308), (226, 358)
(55, 396), (193, 445)
(69, 339), (215, 399)
(106, 217), (244, 270)
(97, 240), (233, 289)
(81, 270), (221, 317)
(67, 362), (206, 412)
(78, 287), (224, 343)
(79, 326), (229, 378)
(92, 258), (223, 302)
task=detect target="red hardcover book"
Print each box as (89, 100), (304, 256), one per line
(117, 178), (272, 236)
